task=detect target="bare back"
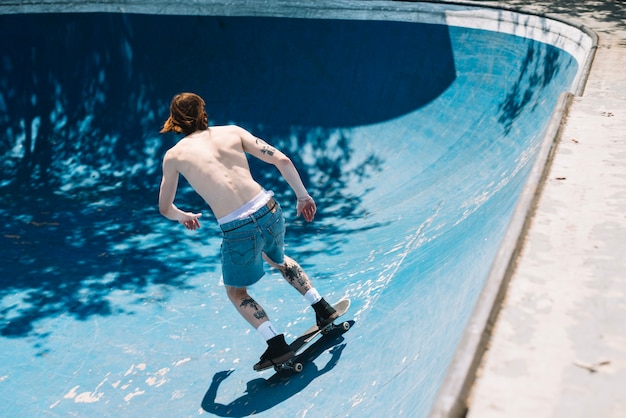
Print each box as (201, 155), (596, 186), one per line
(159, 123), (314, 226)
(163, 126), (263, 218)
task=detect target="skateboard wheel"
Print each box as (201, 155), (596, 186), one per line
(293, 363), (303, 373)
(341, 321), (350, 331)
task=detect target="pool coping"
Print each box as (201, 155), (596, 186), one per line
(427, 3), (598, 416)
(430, 91), (576, 417)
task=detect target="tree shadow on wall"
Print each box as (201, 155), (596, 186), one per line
(497, 37), (576, 134)
(0, 13), (455, 340)
(0, 128), (384, 340)
(492, 0), (624, 133)
(0, 188), (209, 340)
(0, 13), (455, 193)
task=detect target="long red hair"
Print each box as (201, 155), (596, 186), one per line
(160, 92), (209, 136)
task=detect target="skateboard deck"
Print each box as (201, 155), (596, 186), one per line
(256, 299), (351, 373)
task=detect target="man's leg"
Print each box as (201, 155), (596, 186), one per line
(263, 254), (338, 326)
(225, 285), (271, 329)
(263, 254), (312, 295)
(225, 285), (293, 370)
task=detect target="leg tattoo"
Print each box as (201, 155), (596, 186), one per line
(240, 297), (267, 320)
(284, 262), (311, 292)
(240, 297), (259, 310)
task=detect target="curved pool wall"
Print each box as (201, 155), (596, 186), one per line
(0, 1), (593, 417)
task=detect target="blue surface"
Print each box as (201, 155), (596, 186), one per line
(0, 12), (578, 417)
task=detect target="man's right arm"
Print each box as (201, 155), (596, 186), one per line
(238, 126), (317, 221)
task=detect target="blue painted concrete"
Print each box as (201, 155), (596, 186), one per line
(1, 12), (578, 417)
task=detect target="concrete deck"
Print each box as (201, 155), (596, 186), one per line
(466, 1), (626, 417)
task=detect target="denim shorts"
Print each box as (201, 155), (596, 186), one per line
(219, 200), (285, 287)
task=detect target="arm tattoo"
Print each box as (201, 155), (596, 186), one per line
(254, 138), (276, 157)
(255, 138), (275, 156)
(260, 145), (275, 156)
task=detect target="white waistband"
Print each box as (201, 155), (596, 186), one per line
(217, 189), (274, 225)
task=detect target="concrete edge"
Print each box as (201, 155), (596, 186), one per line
(429, 3), (599, 415)
(428, 8), (600, 416)
(429, 91), (575, 418)
(566, 19), (598, 96)
(428, 2), (598, 416)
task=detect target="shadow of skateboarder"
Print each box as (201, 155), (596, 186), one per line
(202, 329), (350, 416)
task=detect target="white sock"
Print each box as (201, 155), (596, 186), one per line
(257, 321), (279, 341)
(304, 288), (322, 305)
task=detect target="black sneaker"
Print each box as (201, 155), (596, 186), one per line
(253, 334), (294, 371)
(312, 299), (338, 328)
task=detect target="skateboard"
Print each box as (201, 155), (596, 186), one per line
(257, 299), (351, 373)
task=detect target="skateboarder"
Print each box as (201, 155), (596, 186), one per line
(158, 93), (337, 370)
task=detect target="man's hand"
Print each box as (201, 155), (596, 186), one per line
(179, 212), (202, 230)
(296, 196), (316, 222)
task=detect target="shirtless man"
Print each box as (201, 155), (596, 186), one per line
(158, 93), (337, 370)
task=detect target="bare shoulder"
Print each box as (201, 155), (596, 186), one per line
(163, 141), (183, 161)
(162, 135), (194, 165)
(161, 148), (179, 176)
(211, 125), (255, 150)
(211, 124), (245, 135)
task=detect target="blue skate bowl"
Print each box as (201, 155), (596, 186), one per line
(0, 2), (592, 417)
